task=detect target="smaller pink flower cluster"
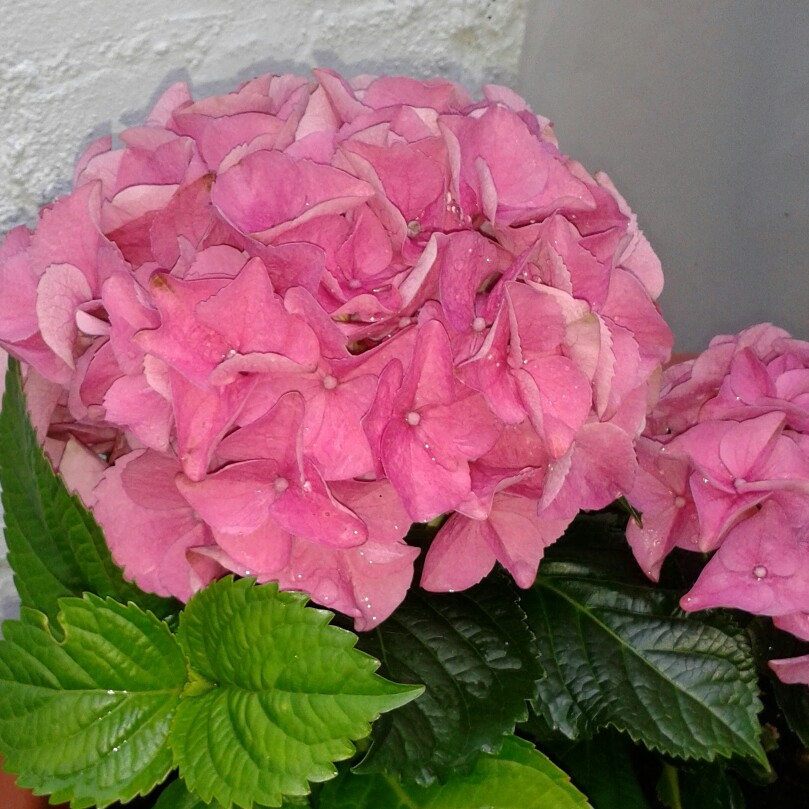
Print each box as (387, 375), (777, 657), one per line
(0, 70), (671, 628)
(626, 324), (809, 682)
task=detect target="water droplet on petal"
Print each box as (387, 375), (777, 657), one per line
(472, 316), (486, 332)
(753, 565), (768, 579)
(322, 374), (338, 390)
(405, 410), (421, 426)
(674, 496), (686, 509)
(274, 476), (289, 493)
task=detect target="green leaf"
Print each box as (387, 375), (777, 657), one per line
(354, 571), (542, 784)
(317, 735), (591, 808)
(150, 778), (308, 808)
(675, 763), (745, 809)
(552, 730), (652, 809)
(170, 577), (422, 808)
(772, 677), (809, 748)
(657, 761), (745, 809)
(524, 522), (767, 766)
(0, 595), (186, 808)
(0, 358), (176, 622)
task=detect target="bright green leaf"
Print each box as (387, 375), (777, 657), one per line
(171, 577), (422, 808)
(317, 735), (591, 808)
(0, 358), (176, 622)
(0, 595), (186, 808)
(524, 524), (767, 766)
(354, 572), (542, 784)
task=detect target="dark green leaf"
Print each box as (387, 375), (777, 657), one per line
(524, 524), (767, 766)
(0, 595), (186, 807)
(354, 571), (542, 784)
(771, 677), (809, 749)
(150, 778), (307, 808)
(318, 735), (591, 808)
(0, 358), (176, 622)
(553, 730), (651, 809)
(170, 577), (422, 808)
(677, 763), (745, 809)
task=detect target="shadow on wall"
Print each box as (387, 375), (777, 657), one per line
(517, 0), (809, 352)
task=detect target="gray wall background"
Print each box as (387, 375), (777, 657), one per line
(518, 1), (809, 352)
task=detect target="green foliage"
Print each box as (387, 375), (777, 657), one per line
(318, 735), (591, 808)
(0, 358), (176, 622)
(551, 731), (651, 809)
(657, 762), (745, 809)
(354, 572), (542, 784)
(171, 577), (423, 808)
(0, 358), (785, 806)
(523, 528), (767, 766)
(150, 778), (308, 808)
(0, 596), (186, 808)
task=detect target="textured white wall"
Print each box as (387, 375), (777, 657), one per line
(0, 0), (528, 231)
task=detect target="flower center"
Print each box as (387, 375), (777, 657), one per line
(405, 411), (421, 426)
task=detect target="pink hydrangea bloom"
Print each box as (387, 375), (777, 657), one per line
(627, 324), (809, 682)
(0, 69), (671, 627)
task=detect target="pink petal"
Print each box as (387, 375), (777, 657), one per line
(211, 150), (374, 238)
(57, 436), (108, 506)
(0, 226), (39, 342)
(421, 513), (497, 591)
(382, 417), (472, 522)
(769, 655), (809, 685)
(93, 450), (215, 601)
(36, 263), (93, 368)
(103, 373), (173, 452)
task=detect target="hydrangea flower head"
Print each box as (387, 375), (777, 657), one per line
(0, 69), (671, 627)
